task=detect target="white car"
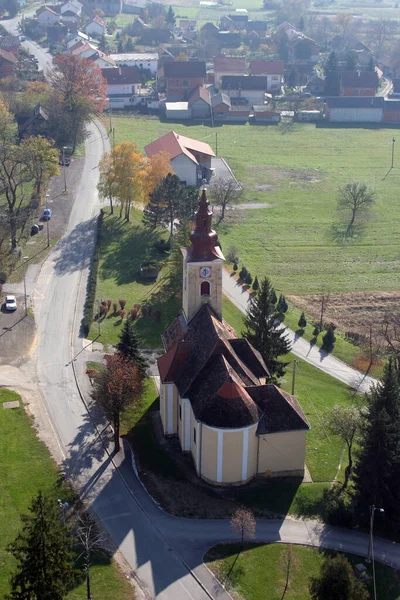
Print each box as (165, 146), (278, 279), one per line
(5, 295), (17, 311)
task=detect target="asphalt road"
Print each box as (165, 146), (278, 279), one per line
(1, 14), (52, 72)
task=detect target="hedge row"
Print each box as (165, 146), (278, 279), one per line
(83, 209), (104, 337)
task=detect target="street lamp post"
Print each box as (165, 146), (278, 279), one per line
(62, 146), (68, 193)
(23, 256), (29, 316)
(391, 137), (396, 169)
(367, 505), (384, 600)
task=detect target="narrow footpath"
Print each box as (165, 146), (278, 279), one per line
(222, 270), (377, 394)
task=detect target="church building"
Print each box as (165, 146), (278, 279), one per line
(157, 190), (309, 486)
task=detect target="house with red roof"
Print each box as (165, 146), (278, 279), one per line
(158, 60), (206, 101)
(36, 6), (59, 27)
(214, 55), (246, 88)
(101, 66), (140, 107)
(339, 70), (379, 97)
(144, 131), (215, 187)
(250, 59), (284, 92)
(85, 15), (107, 37)
(0, 47), (17, 78)
(157, 191), (309, 486)
(188, 85), (211, 119)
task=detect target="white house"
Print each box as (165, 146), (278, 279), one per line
(85, 15), (107, 37)
(249, 60), (285, 92)
(144, 130), (215, 187)
(36, 6), (59, 27)
(101, 66), (141, 108)
(109, 52), (158, 74)
(67, 32), (92, 48)
(61, 10), (80, 23)
(61, 0), (82, 15)
(220, 75), (269, 106)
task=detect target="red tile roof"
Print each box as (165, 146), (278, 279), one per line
(163, 60), (206, 78)
(0, 47), (17, 63)
(157, 341), (193, 382)
(144, 130), (215, 165)
(188, 85), (211, 106)
(340, 70), (378, 88)
(250, 59), (284, 75)
(101, 66), (140, 84)
(214, 56), (246, 73)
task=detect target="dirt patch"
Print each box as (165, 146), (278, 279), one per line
(288, 290), (400, 339)
(247, 165), (323, 190)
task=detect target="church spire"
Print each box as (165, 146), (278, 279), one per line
(188, 189), (224, 262)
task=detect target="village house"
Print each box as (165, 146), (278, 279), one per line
(277, 22), (319, 64)
(109, 52), (158, 74)
(61, 0), (82, 17)
(339, 70), (378, 96)
(80, 0), (121, 16)
(144, 131), (215, 187)
(61, 10), (80, 24)
(249, 60), (284, 92)
(85, 15), (107, 37)
(36, 6), (60, 27)
(246, 20), (267, 36)
(211, 91), (231, 117)
(200, 22), (219, 41)
(216, 31), (241, 49)
(0, 47), (17, 78)
(101, 66), (140, 107)
(159, 60), (206, 101)
(0, 35), (20, 56)
(140, 28), (171, 45)
(220, 75), (269, 106)
(324, 96), (384, 123)
(18, 104), (49, 138)
(188, 85), (211, 119)
(157, 190), (309, 486)
(214, 56), (246, 89)
(220, 12), (248, 31)
(252, 105), (280, 124)
(383, 98), (400, 123)
(122, 0), (147, 13)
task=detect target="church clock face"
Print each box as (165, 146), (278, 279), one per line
(199, 266), (212, 278)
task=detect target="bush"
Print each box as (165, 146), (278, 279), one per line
(239, 266), (247, 281)
(245, 272), (253, 285)
(271, 289), (277, 304)
(233, 262), (238, 272)
(298, 311), (307, 329)
(155, 310), (162, 321)
(277, 294), (288, 313)
(112, 302), (118, 314)
(226, 245), (239, 263)
(130, 307), (138, 320)
(155, 239), (171, 253)
(322, 325), (336, 350)
(252, 275), (259, 291)
(120, 309), (126, 319)
(82, 210), (104, 336)
(0, 270), (8, 284)
(119, 298), (126, 310)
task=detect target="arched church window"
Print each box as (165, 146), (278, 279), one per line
(200, 281), (210, 296)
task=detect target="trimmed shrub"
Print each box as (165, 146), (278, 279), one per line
(271, 289), (277, 304)
(252, 276), (259, 291)
(120, 309), (126, 320)
(233, 262), (238, 272)
(130, 307), (138, 320)
(298, 311), (307, 329)
(112, 302), (118, 314)
(119, 299), (126, 310)
(239, 266), (247, 281)
(322, 324), (336, 350)
(82, 209), (104, 336)
(106, 299), (112, 310)
(277, 294), (288, 313)
(226, 245), (239, 263)
(245, 272), (253, 285)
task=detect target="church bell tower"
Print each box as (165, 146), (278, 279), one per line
(182, 189), (225, 322)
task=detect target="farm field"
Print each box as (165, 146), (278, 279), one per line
(205, 543), (400, 600)
(107, 115), (400, 298)
(0, 389), (133, 600)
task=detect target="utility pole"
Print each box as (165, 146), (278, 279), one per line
(215, 132), (218, 156)
(109, 105), (112, 132)
(391, 137), (396, 169)
(23, 256), (29, 317)
(291, 359), (297, 395)
(112, 127), (115, 149)
(62, 146), (67, 193)
(46, 219), (50, 248)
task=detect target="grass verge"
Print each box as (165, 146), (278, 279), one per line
(83, 209), (104, 336)
(205, 543), (400, 600)
(0, 388), (133, 600)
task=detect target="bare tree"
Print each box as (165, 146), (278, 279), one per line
(230, 507), (256, 547)
(209, 178), (242, 223)
(370, 18), (398, 57)
(337, 182), (375, 236)
(325, 405), (363, 491)
(381, 311), (400, 368)
(362, 320), (383, 376)
(74, 512), (106, 600)
(319, 292), (330, 332)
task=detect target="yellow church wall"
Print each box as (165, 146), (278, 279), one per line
(246, 424), (258, 481)
(190, 405), (200, 472)
(257, 430), (306, 477)
(159, 383), (166, 434)
(199, 425), (218, 483)
(221, 429), (245, 483)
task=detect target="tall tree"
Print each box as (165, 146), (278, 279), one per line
(337, 182), (375, 236)
(354, 359), (400, 527)
(97, 152), (116, 214)
(47, 55), (107, 152)
(117, 319), (147, 376)
(209, 178), (243, 223)
(243, 277), (291, 379)
(166, 5), (176, 26)
(371, 18), (397, 58)
(7, 491), (77, 600)
(143, 151), (173, 199)
(324, 51), (340, 96)
(74, 512), (106, 600)
(91, 354), (143, 452)
(20, 136), (59, 198)
(309, 555), (369, 600)
(112, 142), (148, 220)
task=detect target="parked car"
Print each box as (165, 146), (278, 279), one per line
(20, 35), (26, 41)
(59, 155), (70, 166)
(5, 295), (17, 311)
(42, 208), (52, 221)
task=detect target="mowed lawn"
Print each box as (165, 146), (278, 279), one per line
(0, 389), (133, 600)
(205, 543), (400, 600)
(108, 115), (400, 294)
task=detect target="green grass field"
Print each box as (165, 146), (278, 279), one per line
(0, 389), (133, 600)
(107, 115), (400, 295)
(205, 543), (400, 600)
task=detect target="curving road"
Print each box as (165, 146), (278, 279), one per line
(1, 16), (398, 599)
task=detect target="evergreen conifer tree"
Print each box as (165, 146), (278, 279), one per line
(7, 492), (77, 600)
(243, 277), (291, 379)
(322, 324), (336, 350)
(252, 275), (259, 291)
(271, 289), (277, 304)
(117, 319), (147, 375)
(166, 5), (176, 25)
(298, 311), (307, 329)
(354, 359), (400, 528)
(277, 294), (288, 313)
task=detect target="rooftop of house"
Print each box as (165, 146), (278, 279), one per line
(340, 70), (378, 88)
(188, 85), (211, 105)
(90, 15), (107, 27)
(163, 60), (206, 78)
(101, 65), (140, 84)
(326, 96), (384, 108)
(221, 75), (269, 90)
(62, 10), (80, 17)
(384, 98), (400, 110)
(250, 59), (284, 75)
(89, 51), (115, 66)
(19, 104), (48, 134)
(0, 35), (20, 48)
(246, 20), (267, 31)
(37, 5), (58, 15)
(201, 22), (219, 31)
(62, 0), (82, 8)
(144, 130), (215, 164)
(211, 90), (231, 107)
(0, 47), (18, 63)
(110, 52), (158, 62)
(214, 55), (246, 72)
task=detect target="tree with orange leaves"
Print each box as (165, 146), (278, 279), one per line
(46, 55), (107, 152)
(111, 141), (148, 221)
(91, 355), (143, 452)
(144, 150), (173, 199)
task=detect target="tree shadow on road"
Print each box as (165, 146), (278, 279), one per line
(54, 218), (97, 276)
